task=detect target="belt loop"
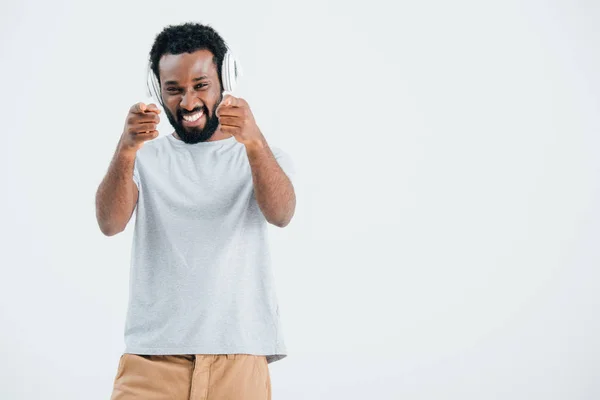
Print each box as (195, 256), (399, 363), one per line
(226, 354), (236, 360)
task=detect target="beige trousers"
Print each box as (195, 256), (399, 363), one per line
(110, 354), (271, 400)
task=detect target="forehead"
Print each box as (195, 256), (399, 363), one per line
(158, 49), (217, 82)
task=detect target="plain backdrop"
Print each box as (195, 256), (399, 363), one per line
(1, 0), (599, 399)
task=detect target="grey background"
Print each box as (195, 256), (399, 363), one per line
(1, 0), (599, 399)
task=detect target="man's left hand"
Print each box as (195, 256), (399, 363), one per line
(216, 95), (265, 148)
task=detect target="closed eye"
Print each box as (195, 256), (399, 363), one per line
(164, 83), (207, 94)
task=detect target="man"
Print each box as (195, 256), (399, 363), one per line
(95, 22), (295, 399)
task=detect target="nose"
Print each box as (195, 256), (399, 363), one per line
(180, 90), (200, 111)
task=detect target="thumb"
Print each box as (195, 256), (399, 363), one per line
(131, 102), (147, 114)
(221, 94), (235, 107)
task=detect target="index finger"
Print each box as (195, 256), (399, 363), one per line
(131, 102), (161, 114)
(130, 102), (147, 114)
(145, 103), (161, 114)
(221, 95), (242, 108)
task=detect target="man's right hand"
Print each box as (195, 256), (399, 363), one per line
(119, 102), (161, 154)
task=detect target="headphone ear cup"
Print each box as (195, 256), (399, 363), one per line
(146, 64), (163, 106)
(222, 50), (240, 93)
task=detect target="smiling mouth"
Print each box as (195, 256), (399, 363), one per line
(182, 110), (204, 122)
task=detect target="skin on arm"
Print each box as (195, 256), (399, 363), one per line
(95, 103), (160, 236)
(246, 140), (296, 227)
(217, 95), (296, 227)
(95, 146), (139, 236)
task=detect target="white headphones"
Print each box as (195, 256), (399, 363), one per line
(146, 48), (241, 106)
(220, 50), (240, 96)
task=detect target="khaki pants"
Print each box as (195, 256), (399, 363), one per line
(110, 354), (271, 400)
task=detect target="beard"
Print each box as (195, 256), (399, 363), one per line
(164, 98), (221, 144)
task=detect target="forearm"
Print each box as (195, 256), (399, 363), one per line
(246, 139), (296, 227)
(95, 141), (138, 236)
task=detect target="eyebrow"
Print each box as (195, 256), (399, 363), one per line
(163, 76), (209, 86)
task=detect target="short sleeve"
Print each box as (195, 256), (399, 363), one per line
(133, 156), (141, 190)
(272, 147), (295, 185)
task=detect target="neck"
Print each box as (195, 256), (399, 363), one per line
(206, 127), (234, 142)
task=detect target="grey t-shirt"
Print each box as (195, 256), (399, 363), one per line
(123, 133), (294, 364)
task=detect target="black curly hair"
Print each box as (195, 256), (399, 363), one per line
(149, 22), (228, 88)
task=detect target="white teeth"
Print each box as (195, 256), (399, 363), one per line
(183, 111), (203, 122)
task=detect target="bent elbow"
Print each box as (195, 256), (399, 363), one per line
(98, 220), (125, 237)
(269, 214), (294, 228)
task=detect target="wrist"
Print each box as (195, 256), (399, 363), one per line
(117, 143), (138, 159)
(244, 135), (267, 154)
